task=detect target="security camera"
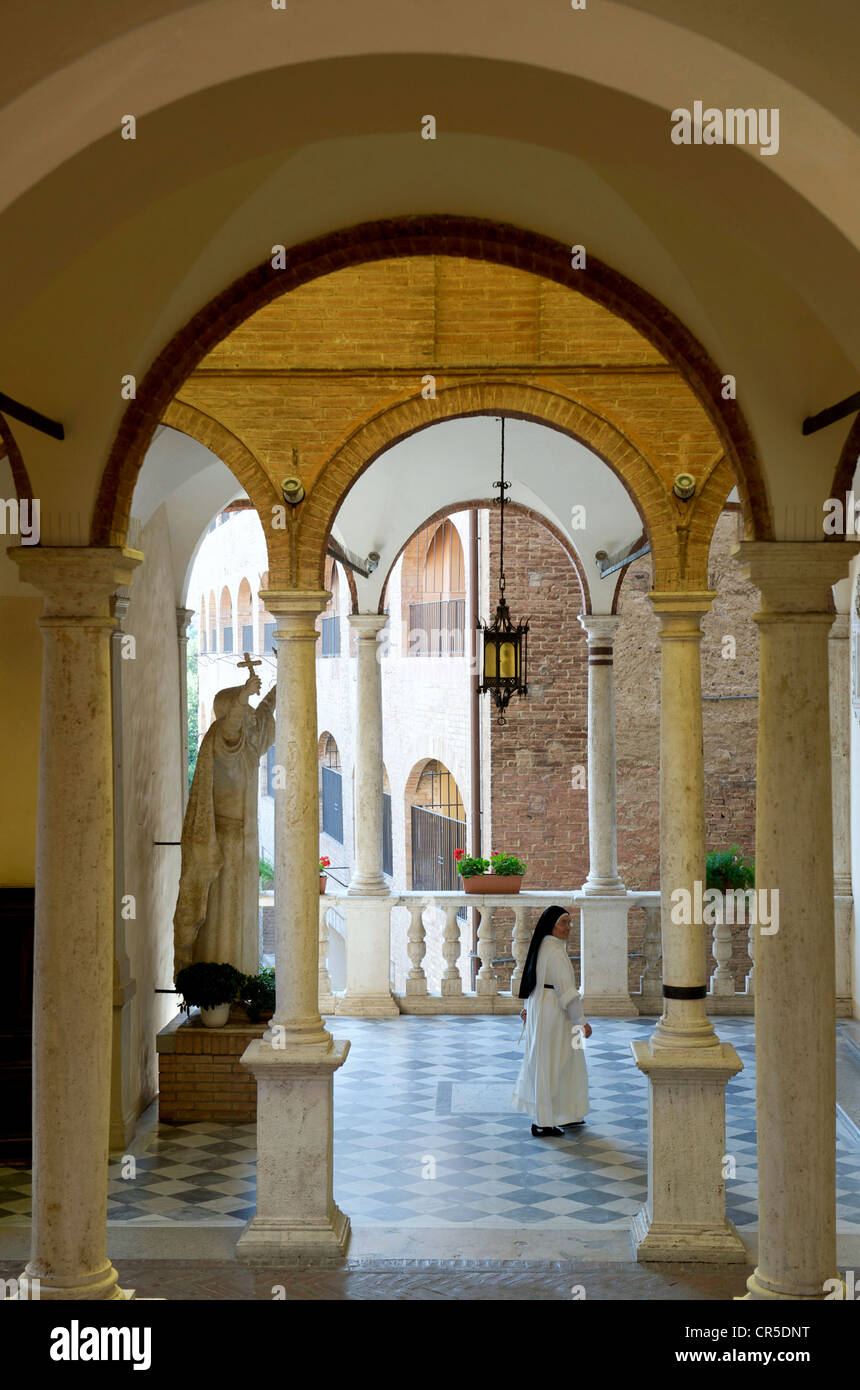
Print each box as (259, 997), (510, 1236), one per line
(365, 552), (380, 573)
(281, 476), (305, 506)
(673, 473), (696, 500)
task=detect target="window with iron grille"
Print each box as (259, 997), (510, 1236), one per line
(407, 598), (466, 656)
(223, 625), (233, 653)
(242, 624), (254, 651)
(263, 622), (276, 653)
(320, 735), (343, 844)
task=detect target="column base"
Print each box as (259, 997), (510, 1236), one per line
(739, 1268), (845, 1300)
(236, 1207), (351, 1267)
(239, 1038), (350, 1268)
(649, 1015), (720, 1048)
(346, 879), (390, 896)
(630, 1209), (747, 1264)
(336, 991), (400, 1018)
(631, 1038), (744, 1264)
(581, 877), (627, 897)
(14, 1264), (135, 1300)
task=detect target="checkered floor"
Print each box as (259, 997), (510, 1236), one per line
(2, 1016), (860, 1231)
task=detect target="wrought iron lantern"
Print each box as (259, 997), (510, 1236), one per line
(478, 418), (529, 724)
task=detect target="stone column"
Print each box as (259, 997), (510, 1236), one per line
(829, 611), (853, 1012)
(11, 546), (142, 1300)
(109, 592), (137, 1152)
(578, 614), (625, 895)
(630, 591), (745, 1263)
(176, 607), (194, 812)
(337, 613), (398, 1016)
(238, 590), (350, 1265)
(347, 613), (388, 895)
(736, 542), (856, 1300)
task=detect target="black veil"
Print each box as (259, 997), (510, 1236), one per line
(517, 905), (569, 999)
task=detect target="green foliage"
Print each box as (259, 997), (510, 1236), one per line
(259, 855), (275, 887)
(456, 853), (489, 878)
(489, 851), (527, 877)
(186, 626), (199, 789)
(242, 966), (276, 1023)
(455, 851), (527, 878)
(175, 961), (244, 1013)
(706, 845), (755, 892)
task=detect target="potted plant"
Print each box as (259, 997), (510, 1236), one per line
(706, 845), (755, 907)
(174, 961), (245, 1028)
(242, 966), (276, 1024)
(319, 855), (331, 894)
(454, 848), (527, 894)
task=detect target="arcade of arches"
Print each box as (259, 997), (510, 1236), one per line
(1, 3), (859, 1306)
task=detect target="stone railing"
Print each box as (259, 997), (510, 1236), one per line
(315, 886), (763, 1017)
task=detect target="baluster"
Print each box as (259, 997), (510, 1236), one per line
(475, 905), (498, 997)
(710, 902), (735, 995)
(441, 904), (463, 997)
(318, 900), (335, 1010)
(745, 919), (755, 996)
(639, 902), (663, 1008)
(511, 904), (529, 996)
(405, 903), (428, 996)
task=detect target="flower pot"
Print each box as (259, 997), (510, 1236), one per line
(199, 1002), (231, 1028)
(461, 874), (523, 894)
(319, 874), (327, 894)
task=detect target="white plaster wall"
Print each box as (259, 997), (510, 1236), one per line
(122, 504), (185, 1111)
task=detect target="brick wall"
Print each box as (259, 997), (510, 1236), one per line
(158, 1020), (263, 1123)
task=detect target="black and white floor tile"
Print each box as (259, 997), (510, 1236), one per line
(1, 1017), (859, 1232)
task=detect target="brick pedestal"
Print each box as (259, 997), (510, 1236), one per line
(156, 1011), (268, 1123)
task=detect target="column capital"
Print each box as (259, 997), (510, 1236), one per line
(348, 611), (388, 638)
(648, 590), (715, 637)
(261, 589), (329, 638)
(176, 606), (194, 637)
(733, 541), (859, 612)
(10, 546), (143, 620)
(578, 613), (621, 645)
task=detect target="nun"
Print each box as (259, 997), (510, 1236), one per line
(510, 905), (592, 1137)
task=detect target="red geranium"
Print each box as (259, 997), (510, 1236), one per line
(319, 855), (331, 871)
(453, 848), (464, 860)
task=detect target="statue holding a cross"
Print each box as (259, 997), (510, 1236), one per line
(173, 652), (277, 979)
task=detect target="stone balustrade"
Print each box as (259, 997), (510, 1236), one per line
(312, 885), (769, 1017)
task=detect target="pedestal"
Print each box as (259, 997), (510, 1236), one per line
(579, 896), (638, 1016)
(237, 1039), (351, 1265)
(338, 896), (399, 1016)
(630, 1039), (747, 1262)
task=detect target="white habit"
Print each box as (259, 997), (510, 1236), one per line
(511, 934), (590, 1127)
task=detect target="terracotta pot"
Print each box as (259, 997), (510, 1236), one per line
(319, 874), (327, 894)
(461, 874), (523, 894)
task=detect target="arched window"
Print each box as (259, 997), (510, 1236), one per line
(406, 758), (466, 891)
(219, 586), (234, 654)
(199, 592), (207, 653)
(237, 577), (253, 654)
(407, 519), (466, 656)
(319, 733), (343, 844)
(208, 591), (217, 653)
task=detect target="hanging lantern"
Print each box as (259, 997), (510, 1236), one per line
(478, 418), (529, 724)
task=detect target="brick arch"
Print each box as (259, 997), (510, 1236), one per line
(378, 497), (590, 616)
(93, 215), (770, 549)
(297, 382), (677, 590)
(161, 400), (285, 567)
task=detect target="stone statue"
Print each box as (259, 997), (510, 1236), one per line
(174, 654), (276, 979)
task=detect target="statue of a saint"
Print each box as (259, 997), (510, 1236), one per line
(174, 655), (276, 979)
